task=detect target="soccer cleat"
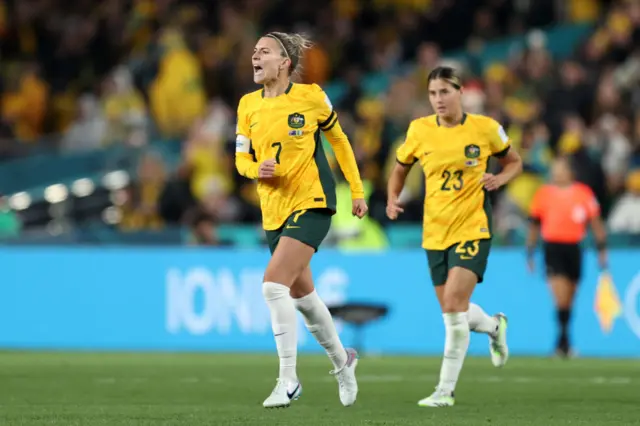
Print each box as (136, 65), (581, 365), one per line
(262, 378), (302, 408)
(330, 348), (359, 406)
(418, 388), (455, 407)
(490, 313), (509, 368)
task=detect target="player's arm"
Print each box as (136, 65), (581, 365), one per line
(316, 91), (364, 199)
(387, 123), (418, 220)
(483, 121), (523, 191)
(235, 97), (260, 179)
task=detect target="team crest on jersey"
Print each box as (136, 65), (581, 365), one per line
(464, 144), (480, 159)
(288, 113), (306, 129)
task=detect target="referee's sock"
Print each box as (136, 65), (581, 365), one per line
(437, 312), (470, 394)
(557, 308), (571, 349)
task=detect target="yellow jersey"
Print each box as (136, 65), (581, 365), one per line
(396, 113), (511, 250)
(235, 83), (364, 231)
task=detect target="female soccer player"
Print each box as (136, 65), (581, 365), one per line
(235, 32), (368, 409)
(387, 66), (522, 407)
(527, 156), (608, 358)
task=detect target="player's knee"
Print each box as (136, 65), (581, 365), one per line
(263, 262), (294, 287)
(262, 281), (291, 301)
(441, 292), (469, 313)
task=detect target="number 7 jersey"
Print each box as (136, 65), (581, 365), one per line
(236, 82), (364, 231)
(396, 113), (511, 250)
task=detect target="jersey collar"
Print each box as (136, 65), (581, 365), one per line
(436, 112), (467, 127)
(261, 81), (294, 98)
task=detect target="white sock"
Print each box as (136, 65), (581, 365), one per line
(438, 312), (470, 394)
(293, 290), (347, 369)
(468, 303), (499, 336)
(262, 282), (298, 381)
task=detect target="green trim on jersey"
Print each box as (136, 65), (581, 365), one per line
(313, 129), (337, 212)
(482, 160), (493, 236)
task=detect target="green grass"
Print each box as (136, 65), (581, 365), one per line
(0, 352), (639, 425)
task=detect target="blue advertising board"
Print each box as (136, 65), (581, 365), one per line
(1, 248), (638, 357)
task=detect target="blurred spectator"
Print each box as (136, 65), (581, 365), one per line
(180, 100), (233, 204)
(594, 113), (631, 195)
(149, 28), (206, 139)
(608, 169), (640, 234)
(185, 207), (221, 246)
(558, 115), (609, 215)
(184, 203), (237, 246)
(301, 38), (330, 85)
(199, 176), (240, 224)
(103, 66), (148, 147)
(61, 94), (107, 151)
(1, 0), (639, 246)
(1, 63), (48, 142)
(118, 151), (166, 231)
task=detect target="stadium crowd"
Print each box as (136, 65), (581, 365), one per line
(0, 0), (639, 244)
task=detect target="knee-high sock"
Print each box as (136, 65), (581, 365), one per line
(263, 281), (298, 381)
(437, 312), (470, 394)
(468, 303), (499, 336)
(293, 290), (347, 369)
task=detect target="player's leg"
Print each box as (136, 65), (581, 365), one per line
(432, 266), (476, 404)
(419, 249), (460, 407)
(261, 232), (313, 408)
(420, 240), (504, 407)
(291, 267), (358, 406)
(431, 244), (499, 338)
(452, 240), (508, 367)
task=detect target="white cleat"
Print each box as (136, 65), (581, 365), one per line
(490, 313), (509, 368)
(418, 388), (455, 407)
(262, 379), (302, 409)
(331, 348), (359, 406)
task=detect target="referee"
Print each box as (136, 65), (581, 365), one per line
(526, 157), (608, 358)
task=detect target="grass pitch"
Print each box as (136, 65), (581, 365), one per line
(0, 352), (638, 425)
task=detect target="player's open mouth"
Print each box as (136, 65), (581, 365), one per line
(253, 65), (263, 74)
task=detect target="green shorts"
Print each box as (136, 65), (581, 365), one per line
(426, 239), (492, 285)
(265, 208), (333, 254)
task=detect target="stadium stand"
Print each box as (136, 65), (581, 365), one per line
(0, 0), (638, 248)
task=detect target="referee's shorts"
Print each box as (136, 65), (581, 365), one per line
(543, 242), (582, 282)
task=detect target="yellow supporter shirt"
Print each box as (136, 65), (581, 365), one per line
(235, 83), (364, 230)
(396, 113), (511, 250)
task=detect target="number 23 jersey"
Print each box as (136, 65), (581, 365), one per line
(396, 113), (511, 250)
(236, 83), (352, 231)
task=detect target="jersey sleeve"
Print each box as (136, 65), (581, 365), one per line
(396, 121), (419, 166)
(529, 186), (546, 221)
(313, 84), (337, 131)
(487, 118), (511, 158)
(235, 95), (259, 179)
(312, 85), (364, 199)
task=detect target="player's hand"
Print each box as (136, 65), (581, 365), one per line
(352, 198), (368, 218)
(386, 199), (404, 220)
(481, 173), (506, 191)
(258, 159), (277, 178)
